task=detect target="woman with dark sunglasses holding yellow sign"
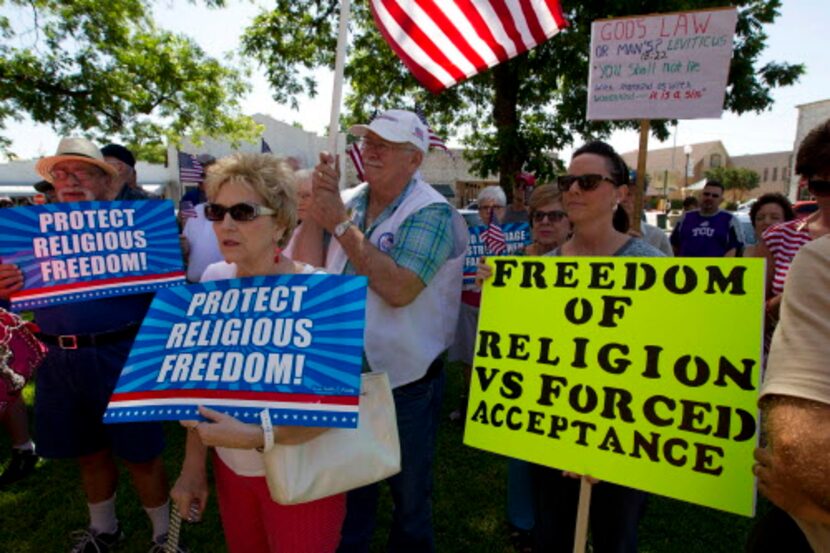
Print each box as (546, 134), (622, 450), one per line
(477, 141), (663, 552)
(534, 141), (665, 553)
(170, 153), (345, 553)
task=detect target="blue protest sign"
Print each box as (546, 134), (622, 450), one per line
(463, 222), (532, 287)
(0, 200), (185, 310)
(104, 273), (367, 429)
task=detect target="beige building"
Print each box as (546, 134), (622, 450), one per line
(789, 98), (830, 199)
(730, 151), (792, 196)
(621, 141), (730, 200)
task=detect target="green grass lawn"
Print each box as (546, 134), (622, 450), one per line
(1, 364), (764, 552)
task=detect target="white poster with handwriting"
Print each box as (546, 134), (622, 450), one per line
(587, 8), (738, 121)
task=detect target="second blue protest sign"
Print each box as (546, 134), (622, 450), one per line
(0, 200), (185, 310)
(105, 273), (367, 429)
(463, 222), (531, 286)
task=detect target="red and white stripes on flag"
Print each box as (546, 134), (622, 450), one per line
(415, 106), (450, 153)
(481, 213), (507, 255)
(348, 142), (366, 182)
(369, 0), (567, 93)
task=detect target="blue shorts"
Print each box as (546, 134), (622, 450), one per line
(35, 341), (165, 463)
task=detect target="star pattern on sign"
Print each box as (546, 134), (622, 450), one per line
(106, 406), (357, 425)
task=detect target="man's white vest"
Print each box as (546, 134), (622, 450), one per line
(326, 179), (467, 388)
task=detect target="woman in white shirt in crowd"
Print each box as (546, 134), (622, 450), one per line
(170, 153), (344, 553)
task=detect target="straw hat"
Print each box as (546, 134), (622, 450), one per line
(35, 137), (118, 183)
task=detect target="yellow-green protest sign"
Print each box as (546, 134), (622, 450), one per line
(463, 257), (764, 516)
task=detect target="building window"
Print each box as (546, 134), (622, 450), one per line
(710, 154), (722, 168)
(772, 167), (778, 181)
(763, 168), (769, 182)
(783, 166), (789, 180)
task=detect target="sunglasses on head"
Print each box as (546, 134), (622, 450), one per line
(532, 209), (567, 223)
(204, 202), (276, 222)
(556, 174), (616, 193)
(808, 179), (830, 196)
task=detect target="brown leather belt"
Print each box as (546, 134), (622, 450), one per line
(37, 323), (140, 350)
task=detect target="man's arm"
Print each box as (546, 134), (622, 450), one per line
(669, 217), (682, 256)
(310, 153), (454, 307)
(726, 214), (744, 257)
(333, 223), (426, 306)
(758, 395), (830, 524)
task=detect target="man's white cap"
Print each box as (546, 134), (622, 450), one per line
(348, 109), (429, 153)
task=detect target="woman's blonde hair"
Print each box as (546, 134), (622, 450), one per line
(205, 153), (298, 248)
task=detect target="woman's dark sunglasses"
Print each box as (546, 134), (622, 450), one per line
(532, 210), (567, 223)
(204, 202), (276, 222)
(807, 179), (830, 197)
(556, 174), (616, 193)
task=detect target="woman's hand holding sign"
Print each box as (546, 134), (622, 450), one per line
(0, 263), (23, 299)
(474, 257), (492, 289)
(192, 406), (329, 449)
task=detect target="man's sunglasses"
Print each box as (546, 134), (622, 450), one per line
(532, 210), (567, 223)
(204, 202), (276, 222)
(808, 179), (830, 197)
(701, 191), (721, 198)
(556, 174), (616, 193)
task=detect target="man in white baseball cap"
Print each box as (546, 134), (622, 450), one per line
(301, 109), (467, 552)
(348, 109), (430, 154)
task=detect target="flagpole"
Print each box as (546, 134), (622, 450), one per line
(328, 0), (351, 188)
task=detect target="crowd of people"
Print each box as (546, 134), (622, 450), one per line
(0, 111), (828, 553)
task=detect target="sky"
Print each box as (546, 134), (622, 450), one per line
(2, 0), (825, 162)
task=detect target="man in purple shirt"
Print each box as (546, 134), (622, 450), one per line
(670, 180), (743, 257)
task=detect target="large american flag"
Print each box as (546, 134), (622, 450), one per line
(178, 152), (205, 184)
(369, 0), (567, 93)
(481, 210), (507, 255)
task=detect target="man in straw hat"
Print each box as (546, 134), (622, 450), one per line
(0, 137), (181, 552)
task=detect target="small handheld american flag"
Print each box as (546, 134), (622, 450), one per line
(481, 208), (507, 255)
(178, 152), (205, 185)
(179, 200), (197, 220)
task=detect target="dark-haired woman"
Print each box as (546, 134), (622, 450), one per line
(478, 141), (663, 552)
(534, 141), (663, 553)
(729, 193), (795, 258)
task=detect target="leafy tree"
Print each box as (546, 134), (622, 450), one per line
(705, 165), (760, 202)
(242, 0), (802, 195)
(0, 0), (259, 161)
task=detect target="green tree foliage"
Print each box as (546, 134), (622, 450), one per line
(0, 0), (259, 161)
(705, 165), (760, 201)
(242, 0), (802, 193)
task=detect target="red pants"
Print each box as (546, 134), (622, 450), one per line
(213, 454), (345, 553)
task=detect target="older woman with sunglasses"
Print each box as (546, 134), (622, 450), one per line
(535, 141), (663, 553)
(171, 153), (344, 553)
(524, 184), (571, 255)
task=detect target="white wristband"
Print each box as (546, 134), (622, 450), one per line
(259, 409), (274, 452)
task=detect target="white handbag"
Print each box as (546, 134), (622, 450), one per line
(263, 371), (401, 505)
